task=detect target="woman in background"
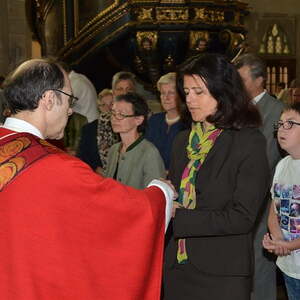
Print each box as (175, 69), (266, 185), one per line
(145, 72), (185, 171)
(97, 89), (113, 113)
(106, 92), (166, 189)
(163, 54), (270, 300)
(77, 72), (136, 173)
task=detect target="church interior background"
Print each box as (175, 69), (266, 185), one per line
(0, 1), (299, 299)
(0, 0), (300, 102)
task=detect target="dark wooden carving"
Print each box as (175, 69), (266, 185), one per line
(25, 0), (250, 92)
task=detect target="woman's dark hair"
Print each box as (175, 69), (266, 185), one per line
(177, 53), (261, 129)
(115, 92), (149, 133)
(3, 59), (65, 114)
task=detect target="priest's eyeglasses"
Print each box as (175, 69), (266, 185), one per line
(51, 89), (78, 107)
(274, 120), (300, 130)
(110, 109), (137, 120)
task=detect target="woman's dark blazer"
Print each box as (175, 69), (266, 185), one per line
(165, 127), (270, 276)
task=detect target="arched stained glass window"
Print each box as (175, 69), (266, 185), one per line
(260, 23), (293, 95)
(259, 23), (290, 55)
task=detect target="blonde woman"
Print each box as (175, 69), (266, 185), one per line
(145, 72), (185, 170)
(97, 89), (113, 113)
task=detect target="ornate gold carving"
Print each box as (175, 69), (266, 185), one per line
(219, 30), (245, 49)
(78, 0), (120, 35)
(130, 0), (159, 2)
(189, 31), (209, 49)
(164, 55), (174, 67)
(136, 8), (153, 21)
(58, 0), (249, 64)
(34, 0), (54, 22)
(59, 3), (130, 59)
(70, 22), (133, 65)
(130, 0), (160, 3)
(62, 2), (128, 50)
(160, 0), (185, 3)
(219, 29), (246, 62)
(156, 8), (188, 22)
(233, 11), (241, 26)
(232, 33), (245, 49)
(194, 8), (224, 24)
(136, 32), (158, 50)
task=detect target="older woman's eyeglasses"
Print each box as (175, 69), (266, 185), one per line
(110, 109), (137, 120)
(274, 120), (300, 130)
(51, 89), (78, 107)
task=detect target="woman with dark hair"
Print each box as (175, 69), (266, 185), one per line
(105, 92), (166, 189)
(163, 53), (270, 300)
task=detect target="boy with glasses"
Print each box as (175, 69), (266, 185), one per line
(263, 102), (300, 300)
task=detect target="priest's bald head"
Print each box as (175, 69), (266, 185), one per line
(3, 58), (76, 139)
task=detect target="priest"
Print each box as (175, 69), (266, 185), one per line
(0, 58), (174, 300)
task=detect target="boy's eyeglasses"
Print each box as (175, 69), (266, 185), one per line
(51, 89), (78, 107)
(274, 120), (300, 130)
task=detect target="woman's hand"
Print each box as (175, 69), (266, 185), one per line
(172, 201), (183, 218)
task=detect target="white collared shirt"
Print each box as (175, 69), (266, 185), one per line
(2, 117), (44, 139)
(252, 90), (266, 105)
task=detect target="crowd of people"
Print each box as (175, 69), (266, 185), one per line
(1, 52), (300, 300)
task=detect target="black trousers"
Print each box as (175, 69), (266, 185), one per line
(163, 262), (251, 300)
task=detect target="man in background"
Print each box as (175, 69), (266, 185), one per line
(235, 53), (284, 300)
(290, 79), (300, 104)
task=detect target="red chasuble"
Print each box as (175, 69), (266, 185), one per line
(0, 128), (166, 300)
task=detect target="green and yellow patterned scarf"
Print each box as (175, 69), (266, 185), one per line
(176, 122), (222, 263)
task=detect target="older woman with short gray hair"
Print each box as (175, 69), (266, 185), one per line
(145, 72), (185, 171)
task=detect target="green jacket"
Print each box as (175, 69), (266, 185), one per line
(105, 137), (166, 189)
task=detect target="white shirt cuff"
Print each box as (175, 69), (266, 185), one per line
(147, 179), (174, 233)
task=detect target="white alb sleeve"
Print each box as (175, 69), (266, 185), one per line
(147, 179), (174, 233)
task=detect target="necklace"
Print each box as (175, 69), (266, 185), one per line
(165, 114), (180, 125)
